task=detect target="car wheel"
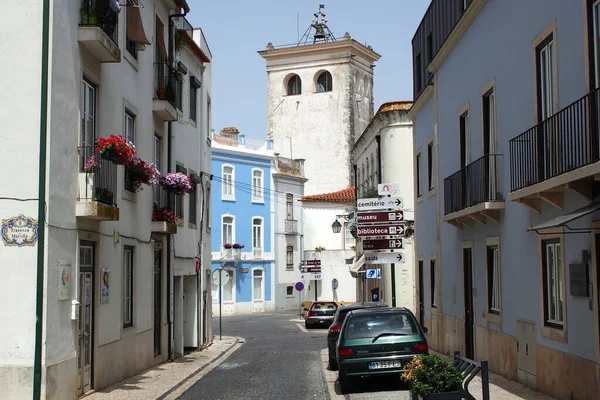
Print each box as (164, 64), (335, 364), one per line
(328, 356), (338, 370)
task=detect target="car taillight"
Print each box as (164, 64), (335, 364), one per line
(329, 323), (341, 333)
(413, 343), (428, 353)
(338, 348), (354, 358)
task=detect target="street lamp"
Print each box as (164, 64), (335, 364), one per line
(331, 219), (342, 233)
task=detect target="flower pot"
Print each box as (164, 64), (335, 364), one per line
(156, 88), (166, 99)
(95, 188), (114, 205)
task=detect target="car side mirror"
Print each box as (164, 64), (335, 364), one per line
(422, 326), (428, 333)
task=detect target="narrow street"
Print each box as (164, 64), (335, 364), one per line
(178, 311), (410, 400)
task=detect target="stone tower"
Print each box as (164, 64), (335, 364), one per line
(258, 9), (380, 195)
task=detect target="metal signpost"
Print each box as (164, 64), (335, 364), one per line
(300, 259), (321, 301)
(295, 281), (305, 317)
(211, 268), (229, 340)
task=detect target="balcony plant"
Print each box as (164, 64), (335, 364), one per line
(95, 187), (114, 205)
(156, 78), (167, 99)
(159, 172), (192, 194)
(83, 155), (101, 173)
(401, 355), (463, 399)
(125, 157), (160, 192)
(152, 203), (177, 224)
(95, 134), (135, 165)
(223, 243), (233, 249)
(232, 243), (245, 249)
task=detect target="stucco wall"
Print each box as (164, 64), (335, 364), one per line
(302, 249), (356, 303)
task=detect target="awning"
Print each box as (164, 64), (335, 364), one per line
(527, 202), (600, 233)
(127, 6), (151, 45)
(349, 254), (365, 276)
(156, 16), (168, 61)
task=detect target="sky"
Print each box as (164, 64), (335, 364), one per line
(188, 0), (430, 141)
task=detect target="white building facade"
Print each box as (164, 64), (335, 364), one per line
(0, 0), (212, 398)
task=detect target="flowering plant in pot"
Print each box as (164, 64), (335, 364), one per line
(83, 155), (101, 173)
(159, 172), (192, 194)
(232, 243), (245, 249)
(152, 203), (177, 224)
(401, 355), (463, 399)
(223, 243), (233, 249)
(95, 134), (135, 165)
(125, 157), (160, 192)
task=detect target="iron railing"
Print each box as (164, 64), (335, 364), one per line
(79, 0), (119, 45)
(153, 62), (176, 107)
(284, 219), (298, 234)
(444, 154), (503, 215)
(509, 88), (600, 191)
(78, 146), (118, 206)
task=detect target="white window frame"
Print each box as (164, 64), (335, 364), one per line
(487, 245), (501, 313)
(344, 223), (355, 249)
(81, 80), (95, 148)
(123, 246), (134, 328)
(221, 164), (235, 201)
(251, 168), (264, 203)
(538, 38), (555, 120)
(286, 193), (294, 219)
(252, 268), (265, 301)
(286, 285), (294, 297)
(124, 110), (135, 145)
(221, 215), (235, 247)
(286, 245), (294, 270)
(544, 240), (564, 326)
(252, 217), (264, 258)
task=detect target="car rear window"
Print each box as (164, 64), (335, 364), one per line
(312, 302), (337, 310)
(335, 309), (351, 322)
(344, 313), (419, 339)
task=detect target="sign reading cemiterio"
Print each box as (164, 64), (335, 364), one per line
(356, 197), (403, 211)
(357, 224), (404, 237)
(357, 211), (404, 224)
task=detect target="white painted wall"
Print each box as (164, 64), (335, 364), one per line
(302, 249), (356, 303)
(303, 205), (350, 251)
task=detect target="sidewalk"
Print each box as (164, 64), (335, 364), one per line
(431, 351), (557, 400)
(83, 336), (242, 400)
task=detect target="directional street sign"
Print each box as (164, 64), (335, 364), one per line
(362, 238), (403, 251)
(357, 197), (403, 211)
(300, 266), (322, 273)
(365, 252), (406, 264)
(301, 259), (322, 266)
(357, 224), (405, 237)
(357, 211), (404, 224)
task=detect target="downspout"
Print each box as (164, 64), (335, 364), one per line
(375, 135), (382, 185)
(33, 0), (50, 398)
(167, 2), (189, 362)
(376, 134), (395, 306)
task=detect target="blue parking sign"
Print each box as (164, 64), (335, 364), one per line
(366, 269), (377, 279)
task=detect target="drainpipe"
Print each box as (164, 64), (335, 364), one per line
(375, 135), (382, 185)
(376, 135), (395, 306)
(167, 2), (189, 362)
(33, 0), (50, 398)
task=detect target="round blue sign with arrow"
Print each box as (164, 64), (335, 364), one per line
(295, 281), (305, 292)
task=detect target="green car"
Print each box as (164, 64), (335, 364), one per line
(336, 307), (429, 391)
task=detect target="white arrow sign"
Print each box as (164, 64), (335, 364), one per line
(357, 197), (403, 211)
(364, 252), (406, 264)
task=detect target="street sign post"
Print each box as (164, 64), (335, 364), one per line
(357, 197), (403, 211)
(357, 211), (404, 224)
(211, 268), (230, 340)
(357, 224), (405, 237)
(365, 252), (406, 264)
(362, 238), (403, 251)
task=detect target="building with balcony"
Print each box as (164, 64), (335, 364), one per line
(410, 0), (600, 398)
(210, 128), (275, 315)
(351, 101), (416, 310)
(0, 1), (212, 398)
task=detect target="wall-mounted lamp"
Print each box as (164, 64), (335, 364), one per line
(331, 213), (354, 234)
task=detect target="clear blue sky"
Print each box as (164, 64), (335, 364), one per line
(188, 1), (430, 140)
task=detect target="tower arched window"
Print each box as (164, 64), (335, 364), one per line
(287, 74), (301, 95)
(371, 154), (376, 184)
(366, 158), (370, 188)
(316, 71), (333, 92)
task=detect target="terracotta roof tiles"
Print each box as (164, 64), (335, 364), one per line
(301, 187), (355, 204)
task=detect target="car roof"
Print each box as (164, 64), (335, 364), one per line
(347, 307), (411, 315)
(339, 302), (388, 310)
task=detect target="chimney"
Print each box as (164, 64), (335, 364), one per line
(267, 139), (274, 150)
(238, 134), (246, 147)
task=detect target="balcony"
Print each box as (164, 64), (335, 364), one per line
(76, 146), (119, 221)
(78, 0), (121, 63)
(509, 89), (600, 213)
(284, 219), (298, 234)
(153, 62), (178, 121)
(275, 156), (305, 178)
(220, 247), (241, 261)
(443, 154), (504, 229)
(152, 187), (177, 234)
(253, 248), (263, 259)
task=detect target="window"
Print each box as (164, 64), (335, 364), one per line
(344, 223), (355, 249)
(174, 165), (186, 219)
(253, 269), (264, 301)
(542, 239), (564, 328)
(487, 245), (501, 314)
(123, 246), (134, 328)
(592, 1), (600, 88)
(427, 141), (434, 191)
(81, 79), (96, 150)
(482, 88), (496, 155)
(252, 169), (264, 202)
(371, 155), (376, 184)
(316, 71), (332, 92)
(175, 78), (183, 111)
(430, 259), (437, 308)
(124, 110), (136, 192)
(286, 286), (294, 296)
(222, 165), (234, 200)
(286, 246), (294, 270)
(125, 0), (138, 58)
(287, 74), (301, 95)
(286, 194), (293, 219)
(222, 216), (234, 245)
(153, 135), (162, 205)
(416, 152), (422, 197)
(189, 77), (199, 122)
(206, 95), (212, 139)
(253, 218), (263, 251)
(366, 157), (370, 186)
(189, 180), (197, 225)
(214, 269), (234, 302)
(536, 35), (555, 121)
(459, 111), (470, 168)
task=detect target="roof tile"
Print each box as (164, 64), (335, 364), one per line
(301, 187), (355, 204)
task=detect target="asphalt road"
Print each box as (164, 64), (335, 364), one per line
(178, 310), (410, 400)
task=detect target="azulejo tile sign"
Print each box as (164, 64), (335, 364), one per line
(1, 215), (39, 247)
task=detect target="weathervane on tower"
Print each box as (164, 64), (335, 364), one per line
(298, 4), (337, 45)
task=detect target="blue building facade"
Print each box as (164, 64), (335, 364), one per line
(210, 132), (275, 314)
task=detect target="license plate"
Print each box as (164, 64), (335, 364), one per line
(368, 360), (403, 370)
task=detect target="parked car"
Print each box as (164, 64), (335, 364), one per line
(327, 301), (388, 370)
(304, 301), (338, 329)
(335, 307), (429, 392)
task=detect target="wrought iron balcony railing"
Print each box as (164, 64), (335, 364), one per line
(153, 62), (176, 107)
(444, 154), (503, 215)
(78, 146), (118, 206)
(79, 0), (119, 45)
(509, 88), (600, 192)
(284, 219), (298, 234)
